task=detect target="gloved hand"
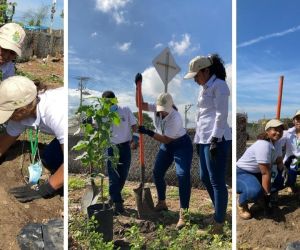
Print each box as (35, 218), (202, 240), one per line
(138, 125), (155, 137)
(135, 73), (142, 85)
(263, 193), (273, 216)
(9, 181), (57, 203)
(209, 137), (218, 161)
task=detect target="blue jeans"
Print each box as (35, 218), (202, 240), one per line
(41, 138), (63, 174)
(284, 155), (299, 187)
(107, 142), (131, 203)
(237, 167), (285, 205)
(237, 168), (264, 205)
(153, 134), (193, 209)
(198, 139), (231, 223)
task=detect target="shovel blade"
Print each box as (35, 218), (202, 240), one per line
(133, 184), (155, 218)
(81, 179), (101, 214)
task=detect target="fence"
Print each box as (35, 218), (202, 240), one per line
(68, 129), (232, 189)
(19, 29), (64, 61)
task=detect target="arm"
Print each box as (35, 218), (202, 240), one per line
(0, 133), (18, 158)
(138, 126), (174, 144)
(275, 156), (284, 171)
(258, 163), (271, 194)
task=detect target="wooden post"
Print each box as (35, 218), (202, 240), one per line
(276, 76), (284, 119)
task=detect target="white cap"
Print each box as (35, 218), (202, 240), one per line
(0, 76), (37, 124)
(156, 93), (173, 113)
(265, 119), (284, 131)
(292, 110), (300, 120)
(0, 23), (26, 56)
(184, 56), (213, 79)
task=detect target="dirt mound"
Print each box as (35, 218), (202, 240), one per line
(237, 190), (300, 249)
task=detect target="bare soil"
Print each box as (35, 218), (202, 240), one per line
(237, 186), (300, 250)
(0, 59), (64, 250)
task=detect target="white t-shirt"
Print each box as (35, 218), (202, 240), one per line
(280, 127), (300, 162)
(111, 106), (136, 144)
(237, 140), (282, 173)
(148, 103), (186, 139)
(0, 61), (15, 80)
(194, 74), (232, 144)
(6, 87), (65, 144)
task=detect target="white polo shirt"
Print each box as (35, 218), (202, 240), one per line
(148, 103), (186, 139)
(111, 106), (136, 144)
(280, 127), (300, 162)
(6, 87), (65, 144)
(194, 74), (232, 144)
(0, 61), (15, 80)
(237, 140), (282, 173)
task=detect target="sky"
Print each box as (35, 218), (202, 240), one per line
(237, 0), (300, 122)
(12, 0), (64, 29)
(68, 0), (232, 128)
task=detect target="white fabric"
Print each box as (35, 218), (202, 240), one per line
(6, 87), (65, 144)
(111, 106), (136, 144)
(280, 127), (300, 162)
(0, 61), (15, 80)
(148, 103), (186, 139)
(194, 74), (232, 144)
(237, 140), (282, 173)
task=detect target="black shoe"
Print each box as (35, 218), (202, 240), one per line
(113, 202), (124, 215)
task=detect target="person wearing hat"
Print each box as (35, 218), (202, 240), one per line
(279, 110), (300, 193)
(102, 90), (138, 215)
(184, 54), (231, 232)
(135, 73), (193, 230)
(0, 23), (26, 80)
(236, 119), (285, 219)
(0, 76), (64, 202)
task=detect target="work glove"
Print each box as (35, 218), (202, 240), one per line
(209, 137), (218, 161)
(135, 73), (142, 85)
(9, 181), (58, 203)
(138, 125), (155, 137)
(263, 193), (273, 216)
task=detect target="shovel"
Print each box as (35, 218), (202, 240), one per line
(81, 177), (101, 214)
(133, 75), (155, 218)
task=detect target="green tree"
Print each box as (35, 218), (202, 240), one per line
(73, 97), (120, 206)
(22, 4), (49, 26)
(133, 112), (155, 130)
(0, 1), (16, 25)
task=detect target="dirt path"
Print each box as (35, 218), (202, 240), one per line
(237, 188), (300, 249)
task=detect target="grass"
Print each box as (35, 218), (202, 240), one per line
(69, 176), (86, 190)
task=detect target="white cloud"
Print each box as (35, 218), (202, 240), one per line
(168, 34), (191, 56)
(154, 43), (163, 49)
(95, 0), (131, 24)
(117, 42), (131, 52)
(238, 24), (300, 48)
(91, 32), (98, 38)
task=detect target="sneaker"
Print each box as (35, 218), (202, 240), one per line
(237, 203), (252, 220)
(113, 202), (125, 215)
(154, 200), (168, 212)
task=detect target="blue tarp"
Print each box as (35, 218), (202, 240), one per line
(23, 25), (48, 31)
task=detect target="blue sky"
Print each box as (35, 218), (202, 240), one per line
(237, 0), (300, 122)
(68, 0), (232, 128)
(13, 0), (64, 29)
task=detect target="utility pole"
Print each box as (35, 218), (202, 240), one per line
(184, 104), (193, 129)
(76, 76), (91, 108)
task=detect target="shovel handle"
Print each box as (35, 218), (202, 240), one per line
(137, 81), (145, 167)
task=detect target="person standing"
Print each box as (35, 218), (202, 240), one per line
(184, 54), (232, 233)
(135, 73), (193, 229)
(102, 91), (137, 215)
